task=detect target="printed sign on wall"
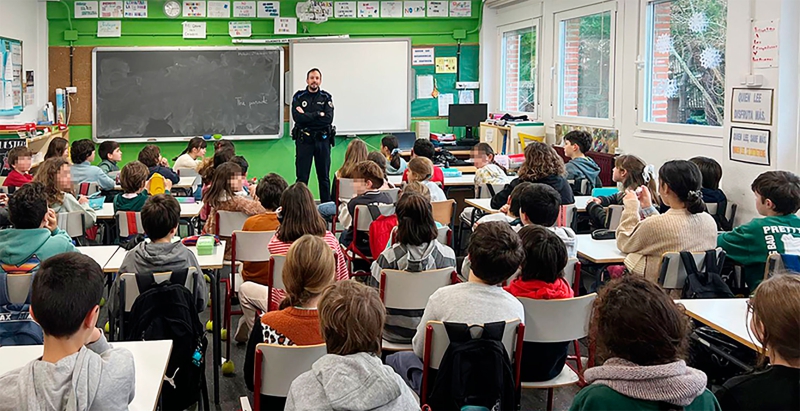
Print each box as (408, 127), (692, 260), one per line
(730, 127), (770, 166)
(731, 88), (773, 125)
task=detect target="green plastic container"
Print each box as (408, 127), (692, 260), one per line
(196, 236), (215, 256)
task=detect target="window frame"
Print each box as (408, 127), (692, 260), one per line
(497, 18), (540, 119)
(637, 0), (725, 139)
(552, 2), (618, 128)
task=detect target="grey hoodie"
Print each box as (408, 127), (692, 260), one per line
(285, 352), (420, 411)
(566, 157), (603, 191)
(0, 333), (135, 411)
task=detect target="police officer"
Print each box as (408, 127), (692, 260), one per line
(292, 68), (335, 203)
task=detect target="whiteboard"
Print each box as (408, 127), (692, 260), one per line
(290, 39), (411, 135)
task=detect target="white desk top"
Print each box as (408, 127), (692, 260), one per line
(464, 198), (497, 214)
(0, 340), (172, 411)
(104, 241), (226, 272)
(77, 245), (125, 273)
(96, 201), (204, 220)
(675, 298), (760, 351)
(574, 196), (592, 212)
(386, 174), (512, 188)
(576, 234), (627, 264)
(114, 176), (196, 191)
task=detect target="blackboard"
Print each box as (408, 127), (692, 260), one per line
(92, 47), (284, 141)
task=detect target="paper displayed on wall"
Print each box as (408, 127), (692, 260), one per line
(208, 1), (231, 18)
(10, 44), (21, 66)
(731, 88), (773, 125)
(380, 1), (402, 18)
(427, 1), (447, 17)
(124, 0), (148, 18)
(458, 89), (474, 104)
(182, 21), (207, 38)
(229, 21), (252, 37)
(183, 1), (206, 17)
(412, 47), (434, 65)
(416, 75), (434, 99)
(24, 71), (34, 107)
(449, 1), (470, 17)
(334, 1), (356, 18)
(404, 1), (426, 17)
(357, 1), (379, 18)
(438, 93), (454, 116)
(257, 1), (279, 18)
(752, 19), (779, 69)
(100, 1), (124, 18)
(435, 57), (457, 73)
(484, 127), (495, 143)
(730, 127), (770, 166)
(233, 1), (256, 17)
(275, 17), (298, 34)
(296, 1), (333, 23)
(75, 1), (100, 18)
(98, 20), (122, 37)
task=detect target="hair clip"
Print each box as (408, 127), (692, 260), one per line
(642, 164), (656, 184)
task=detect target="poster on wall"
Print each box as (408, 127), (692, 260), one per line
(752, 19), (779, 69)
(229, 21), (251, 37)
(380, 1), (402, 18)
(75, 1), (100, 18)
(731, 88), (773, 125)
(435, 57), (457, 73)
(98, 20), (122, 37)
(257, 1), (280, 18)
(1, 139), (28, 176)
(124, 0), (148, 18)
(412, 47), (434, 65)
(427, 1), (447, 17)
(100, 1), (124, 18)
(404, 1), (426, 17)
(182, 21), (207, 38)
(208, 1), (231, 18)
(183, 1), (207, 17)
(449, 1), (470, 17)
(357, 1), (379, 18)
(334, 2), (356, 18)
(730, 127), (770, 166)
(275, 17), (298, 34)
(233, 1), (256, 17)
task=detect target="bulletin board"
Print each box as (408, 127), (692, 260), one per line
(0, 37), (23, 116)
(411, 44), (479, 118)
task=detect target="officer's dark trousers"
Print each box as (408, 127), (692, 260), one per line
(296, 138), (332, 202)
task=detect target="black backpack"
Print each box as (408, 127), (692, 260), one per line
(125, 269), (208, 410)
(681, 250), (734, 299)
(427, 321), (517, 410)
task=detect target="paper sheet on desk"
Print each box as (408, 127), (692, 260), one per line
(417, 75), (434, 99)
(438, 93), (454, 116)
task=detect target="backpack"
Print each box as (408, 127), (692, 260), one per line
(681, 250), (734, 299)
(368, 205), (398, 258)
(125, 269), (207, 410)
(708, 199), (732, 232)
(427, 321), (517, 410)
(0, 256), (43, 346)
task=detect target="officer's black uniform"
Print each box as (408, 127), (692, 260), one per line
(291, 88), (335, 203)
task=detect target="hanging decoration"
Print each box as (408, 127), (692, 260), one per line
(296, 1), (333, 23)
(655, 33), (673, 54)
(688, 12), (709, 33)
(699, 47), (722, 69)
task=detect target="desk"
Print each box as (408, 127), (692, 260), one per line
(675, 298), (760, 351)
(104, 241), (225, 272)
(95, 202), (204, 220)
(77, 245), (124, 273)
(574, 196), (592, 212)
(464, 198), (497, 214)
(576, 234), (627, 264)
(114, 176), (196, 191)
(0, 340), (173, 411)
(388, 174), (512, 188)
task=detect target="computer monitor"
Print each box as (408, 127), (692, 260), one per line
(448, 103), (488, 140)
(392, 131), (417, 151)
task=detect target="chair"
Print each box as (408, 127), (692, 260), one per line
(213, 211), (249, 349)
(344, 204), (396, 274)
(557, 204), (578, 231)
(74, 182), (100, 196)
(567, 179), (591, 196)
(436, 225), (451, 245)
(115, 211), (144, 238)
(331, 178), (356, 234)
(706, 201), (738, 231)
(764, 254), (800, 279)
(6, 273), (34, 306)
(431, 200), (456, 247)
(379, 267), (458, 352)
(57, 211), (86, 245)
(381, 187), (401, 203)
(420, 319), (524, 407)
(518, 294), (597, 411)
(475, 183), (506, 199)
(177, 168), (199, 177)
(267, 254), (287, 311)
(658, 248), (725, 290)
(252, 343), (327, 411)
(606, 205), (624, 230)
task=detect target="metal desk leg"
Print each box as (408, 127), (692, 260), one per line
(210, 269), (221, 404)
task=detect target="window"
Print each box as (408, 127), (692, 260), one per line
(644, 0), (727, 127)
(501, 24), (537, 113)
(558, 10), (613, 120)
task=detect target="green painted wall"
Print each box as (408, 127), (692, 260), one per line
(47, 1), (481, 196)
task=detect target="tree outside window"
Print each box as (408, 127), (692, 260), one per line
(559, 11), (612, 119)
(502, 26), (537, 113)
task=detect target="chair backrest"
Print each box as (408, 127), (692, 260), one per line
(256, 343), (327, 397)
(436, 225), (451, 245)
(381, 188), (401, 203)
(380, 267), (455, 309)
(557, 204), (577, 230)
(518, 294), (596, 343)
(475, 183), (506, 199)
(115, 211), (144, 238)
(658, 249), (724, 289)
(766, 254), (787, 278)
(232, 230), (275, 263)
(425, 319), (521, 370)
(336, 178), (356, 203)
(269, 254), (287, 290)
(57, 211), (86, 238)
(606, 205), (624, 230)
(7, 273), (33, 305)
(119, 268), (199, 312)
(215, 210), (250, 237)
(353, 204), (396, 233)
(176, 168), (198, 177)
(431, 200), (456, 228)
(73, 182), (99, 196)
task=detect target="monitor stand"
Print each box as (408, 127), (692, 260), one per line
(464, 126), (475, 140)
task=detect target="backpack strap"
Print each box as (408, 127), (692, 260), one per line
(443, 322), (472, 343)
(0, 268), (10, 306)
(480, 321), (506, 342)
(169, 268), (190, 288)
(679, 251), (704, 283)
(134, 272), (158, 294)
(367, 204), (382, 221)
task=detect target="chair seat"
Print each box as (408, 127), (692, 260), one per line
(521, 365), (579, 389)
(381, 339), (413, 352)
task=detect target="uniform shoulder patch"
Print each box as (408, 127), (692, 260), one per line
(328, 101), (334, 108)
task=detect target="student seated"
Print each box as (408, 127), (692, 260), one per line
(240, 173), (288, 286)
(367, 151), (395, 189)
(570, 275), (718, 411)
(0, 182), (77, 264)
(0, 252), (135, 410)
(113, 194), (207, 315)
(474, 181), (533, 229)
(69, 139), (116, 191)
(717, 171), (800, 292)
(33, 158), (96, 230)
(243, 235), (335, 408)
(491, 141), (574, 209)
(370, 192), (457, 343)
(172, 136), (207, 171)
(401, 138), (444, 185)
(386, 222), (525, 393)
(2, 146), (33, 189)
(472, 142), (507, 185)
(43, 137), (69, 161)
(230, 155), (251, 196)
(505, 225), (573, 382)
(616, 160), (717, 284)
(714, 274), (800, 411)
(318, 138), (368, 223)
(137, 144), (179, 184)
(198, 147), (236, 219)
(563, 130), (602, 194)
(689, 156), (726, 204)
(407, 157), (446, 202)
(381, 135), (407, 175)
(113, 161), (172, 213)
(586, 154), (659, 230)
(338, 161), (393, 256)
(97, 141), (121, 175)
(285, 280), (419, 411)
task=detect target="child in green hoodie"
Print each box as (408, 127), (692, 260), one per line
(718, 171), (800, 292)
(0, 182), (77, 265)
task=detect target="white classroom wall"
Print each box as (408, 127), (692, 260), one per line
(480, 0), (800, 223)
(0, 0), (49, 124)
